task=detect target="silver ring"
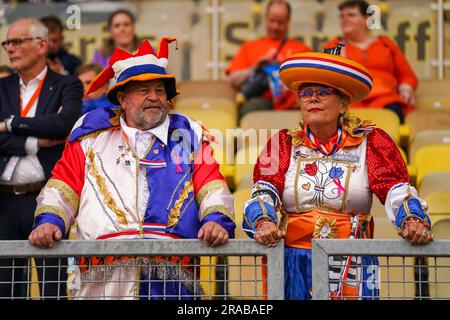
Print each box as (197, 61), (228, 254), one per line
(422, 229), (428, 236)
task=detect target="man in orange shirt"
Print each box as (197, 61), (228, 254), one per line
(226, 0), (311, 120)
(323, 0), (418, 123)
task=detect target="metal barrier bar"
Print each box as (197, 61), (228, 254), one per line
(312, 239), (450, 300)
(0, 239), (284, 300)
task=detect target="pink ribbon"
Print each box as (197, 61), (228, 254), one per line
(333, 178), (346, 197)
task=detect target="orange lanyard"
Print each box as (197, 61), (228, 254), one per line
(20, 73), (47, 117)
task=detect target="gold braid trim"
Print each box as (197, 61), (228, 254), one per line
(87, 148), (128, 226)
(45, 179), (79, 212)
(287, 126), (305, 147)
(109, 108), (124, 126)
(195, 180), (228, 206)
(199, 205), (235, 223)
(35, 205), (69, 234)
(167, 181), (194, 228)
(342, 111), (375, 138)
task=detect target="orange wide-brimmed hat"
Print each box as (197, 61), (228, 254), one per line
(279, 51), (373, 102)
(86, 38), (179, 105)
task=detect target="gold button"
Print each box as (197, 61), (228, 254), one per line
(153, 149), (159, 155)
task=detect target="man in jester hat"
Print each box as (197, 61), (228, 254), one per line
(28, 37), (236, 299)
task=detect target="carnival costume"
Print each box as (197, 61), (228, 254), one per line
(33, 38), (235, 299)
(243, 50), (431, 300)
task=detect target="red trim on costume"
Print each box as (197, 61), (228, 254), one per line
(96, 230), (180, 240)
(50, 140), (86, 197)
(366, 128), (409, 204)
(192, 141), (227, 195)
(253, 129), (292, 196)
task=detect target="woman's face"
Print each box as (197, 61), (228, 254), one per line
(110, 13), (135, 48)
(340, 7), (368, 36)
(298, 85), (348, 129)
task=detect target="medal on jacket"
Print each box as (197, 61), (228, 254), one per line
(121, 130), (167, 169)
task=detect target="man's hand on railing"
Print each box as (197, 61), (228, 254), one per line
(197, 221), (229, 248)
(28, 223), (62, 248)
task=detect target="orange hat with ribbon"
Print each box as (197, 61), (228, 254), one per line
(86, 37), (179, 105)
(279, 44), (373, 102)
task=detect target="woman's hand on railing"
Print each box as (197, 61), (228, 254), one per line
(254, 220), (283, 248)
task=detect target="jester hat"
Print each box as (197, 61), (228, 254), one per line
(86, 38), (179, 105)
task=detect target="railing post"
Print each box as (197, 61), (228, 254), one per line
(312, 239), (330, 300)
(266, 240), (285, 300)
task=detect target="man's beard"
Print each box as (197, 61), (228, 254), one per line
(129, 101), (168, 130)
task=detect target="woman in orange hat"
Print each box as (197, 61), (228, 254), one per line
(242, 47), (432, 300)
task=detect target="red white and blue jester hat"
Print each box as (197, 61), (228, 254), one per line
(86, 37), (179, 105)
(279, 44), (373, 102)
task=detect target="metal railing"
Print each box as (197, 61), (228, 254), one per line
(312, 239), (450, 300)
(0, 239), (284, 300)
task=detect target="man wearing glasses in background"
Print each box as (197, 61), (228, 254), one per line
(0, 18), (82, 299)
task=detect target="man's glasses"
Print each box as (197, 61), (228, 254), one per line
(297, 88), (340, 101)
(1, 37), (42, 50)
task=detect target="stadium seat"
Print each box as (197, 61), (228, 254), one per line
(239, 110), (301, 151)
(410, 145), (450, 187)
(425, 191), (450, 215)
(228, 188), (265, 299)
(415, 96), (450, 110)
(350, 108), (402, 145)
(415, 80), (450, 99)
(408, 130), (450, 161)
(179, 109), (237, 183)
(404, 110), (450, 141)
(419, 172), (450, 199)
(177, 80), (237, 102)
(240, 110), (302, 131)
(174, 97), (237, 120)
(234, 145), (260, 189)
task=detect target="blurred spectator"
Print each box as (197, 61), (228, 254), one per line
(0, 18), (82, 298)
(0, 65), (13, 78)
(323, 0), (418, 123)
(226, 0), (311, 120)
(40, 15), (82, 75)
(92, 9), (138, 68)
(75, 63), (116, 114)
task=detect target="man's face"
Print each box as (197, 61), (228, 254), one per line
(117, 80), (169, 131)
(265, 3), (290, 41)
(48, 30), (64, 54)
(5, 21), (47, 73)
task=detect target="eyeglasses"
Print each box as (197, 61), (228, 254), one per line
(297, 88), (340, 101)
(1, 37), (42, 50)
